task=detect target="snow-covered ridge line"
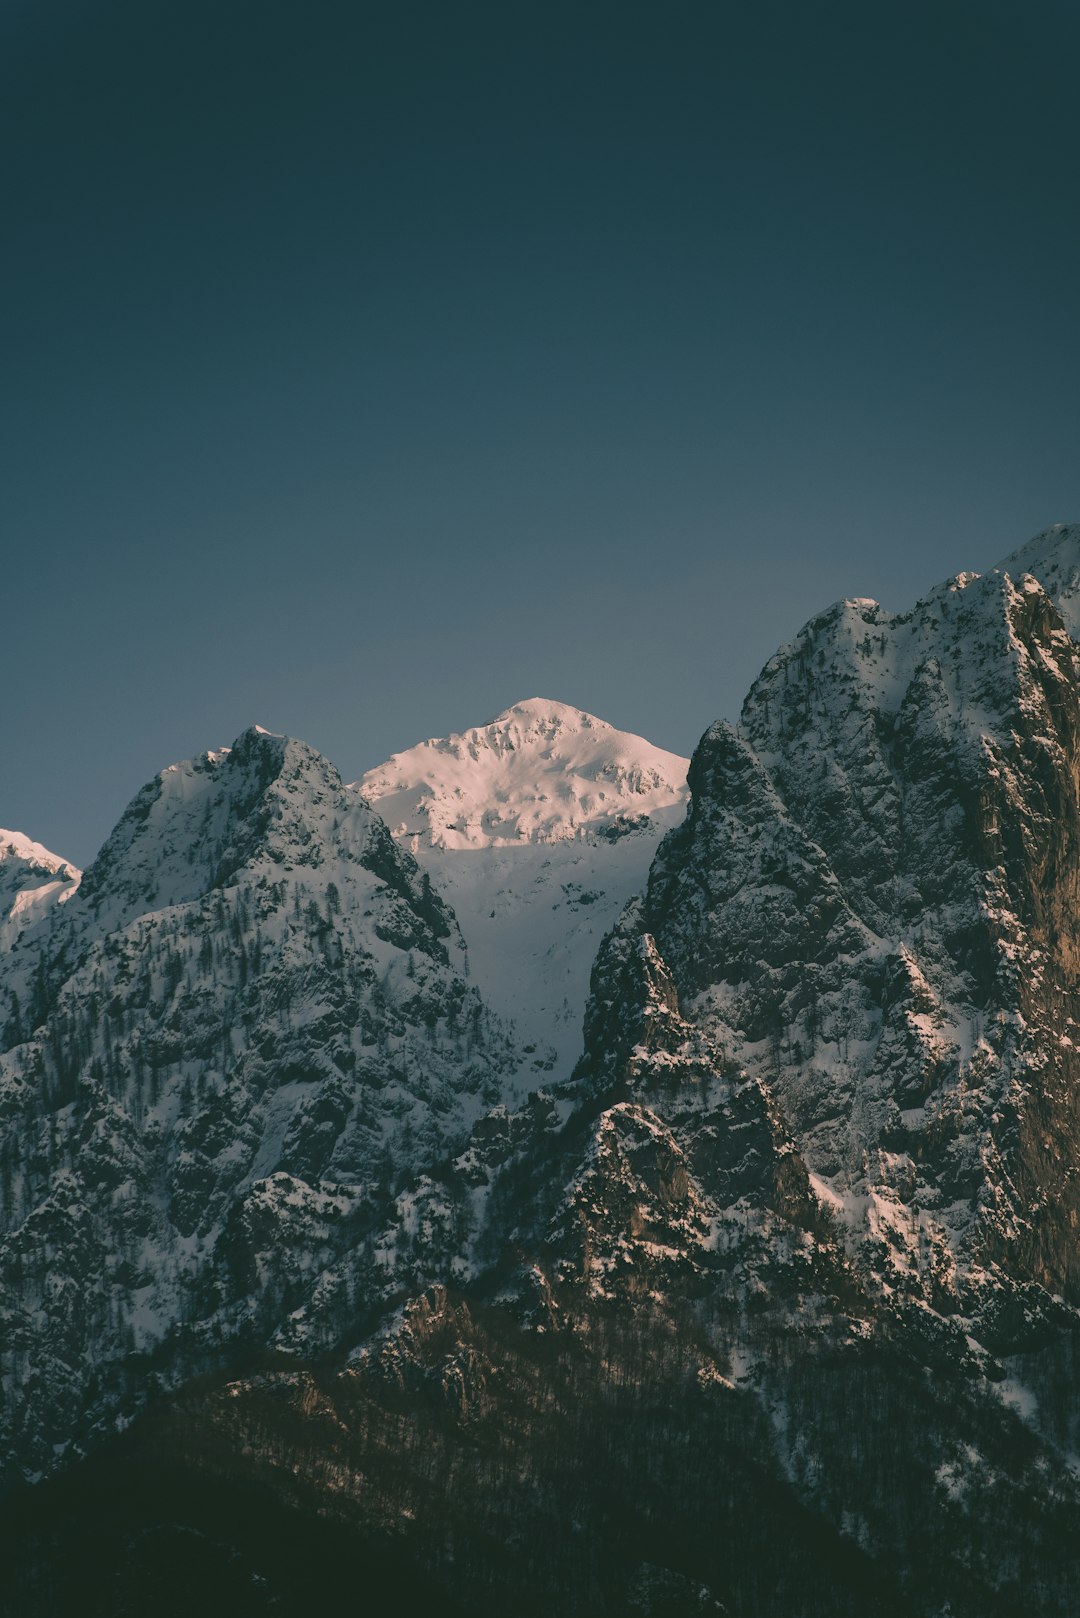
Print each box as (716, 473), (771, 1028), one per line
(0, 830), (79, 880)
(358, 697), (689, 850)
(360, 699), (691, 1076)
(0, 829), (81, 955)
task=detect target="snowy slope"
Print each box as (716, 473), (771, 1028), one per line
(359, 700), (689, 1076)
(993, 520), (1080, 636)
(0, 830), (80, 957)
(361, 698), (689, 850)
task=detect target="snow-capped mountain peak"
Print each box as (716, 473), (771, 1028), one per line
(0, 724), (525, 1485)
(74, 724), (355, 935)
(357, 698), (689, 850)
(359, 702), (690, 1079)
(0, 829), (80, 952)
(0, 830), (79, 883)
(992, 521), (1080, 638)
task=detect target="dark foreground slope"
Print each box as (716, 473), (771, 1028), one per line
(3, 1289), (1078, 1618)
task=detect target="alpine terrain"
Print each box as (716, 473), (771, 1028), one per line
(360, 698), (690, 1075)
(0, 832), (80, 959)
(5, 527), (1080, 1616)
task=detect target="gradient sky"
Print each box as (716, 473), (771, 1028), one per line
(4, 0), (1080, 866)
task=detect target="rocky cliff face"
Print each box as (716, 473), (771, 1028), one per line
(566, 529), (1080, 1351)
(0, 726), (522, 1486)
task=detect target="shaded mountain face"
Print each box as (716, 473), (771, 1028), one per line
(361, 699), (690, 1076)
(570, 526), (1080, 1343)
(0, 726), (523, 1486)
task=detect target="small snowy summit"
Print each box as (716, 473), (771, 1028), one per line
(0, 829), (80, 953)
(360, 700), (690, 1077)
(359, 697), (689, 849)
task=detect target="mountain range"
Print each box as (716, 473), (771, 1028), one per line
(4, 526), (1080, 1615)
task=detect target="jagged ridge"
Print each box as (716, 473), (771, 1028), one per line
(0, 726), (522, 1486)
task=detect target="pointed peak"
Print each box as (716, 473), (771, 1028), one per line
(992, 524), (1080, 592)
(990, 523), (1080, 640)
(482, 697), (612, 733)
(228, 723), (289, 754)
(361, 702), (689, 849)
(0, 829), (80, 882)
(184, 727), (289, 770)
(996, 521), (1080, 570)
(219, 726), (341, 786)
(0, 831), (81, 952)
(74, 725), (358, 936)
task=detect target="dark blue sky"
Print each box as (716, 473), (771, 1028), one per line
(4, 0), (1080, 865)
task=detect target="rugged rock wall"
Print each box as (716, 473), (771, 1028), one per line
(0, 726), (521, 1485)
(569, 542), (1080, 1348)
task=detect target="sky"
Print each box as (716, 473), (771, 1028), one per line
(3, 0), (1080, 866)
